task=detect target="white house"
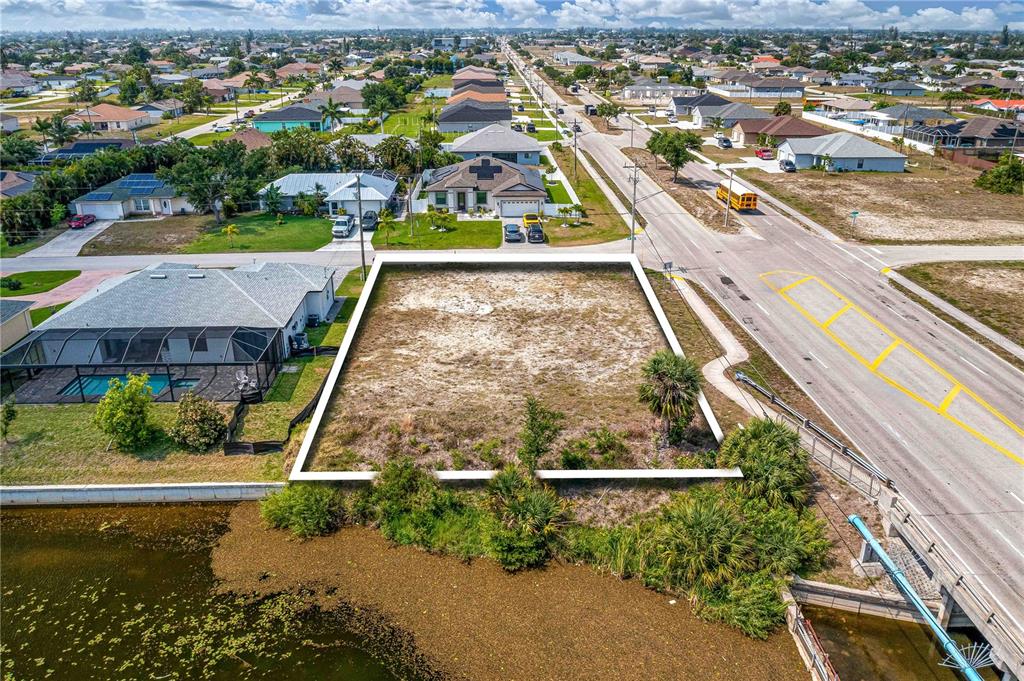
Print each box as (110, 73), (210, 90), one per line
(71, 173), (196, 220)
(258, 172), (398, 216)
(421, 157), (547, 217)
(777, 132), (907, 172)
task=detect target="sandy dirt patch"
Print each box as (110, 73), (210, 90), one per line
(740, 159), (1024, 244)
(307, 264), (676, 471)
(212, 502), (807, 681)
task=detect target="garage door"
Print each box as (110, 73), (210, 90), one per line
(499, 200), (540, 217)
(75, 201), (124, 220)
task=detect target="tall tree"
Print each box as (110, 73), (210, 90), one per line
(157, 141), (247, 225)
(638, 349), (702, 437)
(317, 97), (344, 132)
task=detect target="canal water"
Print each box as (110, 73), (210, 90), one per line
(0, 504), (399, 681)
(805, 605), (1001, 681)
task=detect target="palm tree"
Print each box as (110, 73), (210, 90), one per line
(317, 97), (344, 132)
(221, 223), (239, 247)
(77, 121), (96, 138)
(243, 71), (265, 94)
(637, 349), (702, 439)
(707, 116), (724, 137)
(818, 152), (833, 172)
(558, 205), (571, 226)
(661, 494), (753, 592)
(263, 184), (283, 214)
(31, 117), (53, 151)
(378, 207), (396, 245)
(571, 203), (585, 225)
(48, 115), (78, 147)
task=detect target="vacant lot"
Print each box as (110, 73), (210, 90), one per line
(899, 261), (1024, 348)
(80, 213), (332, 255)
(739, 159), (1024, 244)
(546, 144), (630, 246)
(307, 264), (673, 471)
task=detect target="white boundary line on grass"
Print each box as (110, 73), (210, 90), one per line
(289, 252), (725, 481)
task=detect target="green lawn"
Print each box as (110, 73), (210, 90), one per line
(29, 301), (70, 325)
(182, 213), (333, 253)
(0, 227), (66, 258)
(188, 130), (235, 146)
(546, 145), (629, 247)
(0, 270), (80, 297)
(545, 180), (572, 204)
(529, 129), (563, 142)
(238, 355), (334, 442)
(137, 114), (218, 139)
(373, 216), (502, 250)
(382, 101), (438, 137)
(422, 74), (454, 89)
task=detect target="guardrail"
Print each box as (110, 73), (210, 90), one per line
(735, 372), (1024, 674)
(789, 607), (842, 681)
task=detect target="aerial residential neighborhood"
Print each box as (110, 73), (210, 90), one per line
(0, 16), (1022, 681)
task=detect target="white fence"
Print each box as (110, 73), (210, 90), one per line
(802, 111), (935, 154)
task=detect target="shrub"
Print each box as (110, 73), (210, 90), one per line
(260, 483), (344, 538)
(0, 398), (16, 442)
(716, 418), (809, 507)
(559, 438), (593, 469)
(473, 437), (504, 468)
(638, 350), (701, 437)
(744, 498), (830, 576)
(93, 373), (153, 451)
(516, 396), (563, 471)
(169, 393), (226, 451)
(486, 467), (566, 571)
(698, 572), (788, 640)
(0, 277), (23, 290)
(559, 428), (628, 469)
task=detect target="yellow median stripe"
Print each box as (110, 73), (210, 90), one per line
(760, 270), (1023, 466)
(822, 303), (853, 329)
(870, 339), (902, 370)
(938, 385), (962, 414)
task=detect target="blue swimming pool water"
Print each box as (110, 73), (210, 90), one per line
(60, 375), (199, 397)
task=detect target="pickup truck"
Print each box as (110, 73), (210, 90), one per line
(584, 104), (597, 116)
(754, 147), (774, 160)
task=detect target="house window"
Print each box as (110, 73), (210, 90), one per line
(475, 191), (487, 205)
(434, 192), (447, 206)
(856, 159), (864, 169)
(133, 198), (151, 212)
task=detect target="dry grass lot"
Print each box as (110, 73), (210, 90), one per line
(739, 157), (1024, 244)
(898, 261), (1024, 348)
(80, 215), (207, 254)
(623, 147), (739, 234)
(307, 264), (686, 472)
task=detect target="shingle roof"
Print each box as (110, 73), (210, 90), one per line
(0, 300), (33, 324)
(438, 100), (512, 123)
(736, 116), (827, 137)
(782, 132), (907, 159)
(672, 93), (730, 108)
(38, 262), (335, 330)
(873, 104), (954, 121)
(65, 103), (149, 123)
(449, 124), (541, 154)
(423, 157), (545, 198)
(694, 102), (772, 120)
(254, 104), (321, 122)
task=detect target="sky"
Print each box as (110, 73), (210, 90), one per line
(0, 0), (1021, 33)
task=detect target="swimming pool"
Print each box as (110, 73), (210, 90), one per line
(59, 375), (199, 397)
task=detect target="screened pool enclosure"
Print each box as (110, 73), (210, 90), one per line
(0, 325), (284, 403)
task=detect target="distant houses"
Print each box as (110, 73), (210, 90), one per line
(438, 66), (512, 133)
(65, 103), (152, 131)
(869, 81), (927, 97)
(776, 132), (907, 172)
(258, 172), (399, 216)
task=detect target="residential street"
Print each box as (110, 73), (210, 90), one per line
(509, 54), (1024, 652)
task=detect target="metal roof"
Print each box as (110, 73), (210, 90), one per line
(259, 172), (398, 203)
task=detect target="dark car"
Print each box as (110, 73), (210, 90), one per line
(526, 122), (536, 133)
(527, 226), (545, 244)
(503, 223), (525, 243)
(717, 137), (733, 149)
(511, 123), (523, 132)
(572, 123), (582, 133)
(516, 104), (525, 112)
(556, 107), (564, 114)
(779, 159), (796, 173)
(361, 210), (379, 231)
(243, 110), (255, 118)
(68, 214), (96, 229)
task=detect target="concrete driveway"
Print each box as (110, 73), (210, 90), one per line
(4, 269), (129, 308)
(21, 220), (114, 258)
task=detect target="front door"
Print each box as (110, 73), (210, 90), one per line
(456, 192), (467, 212)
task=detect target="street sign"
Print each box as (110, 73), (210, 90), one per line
(663, 261), (674, 272)
(850, 211), (859, 217)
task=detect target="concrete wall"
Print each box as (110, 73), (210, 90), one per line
(0, 482), (285, 506)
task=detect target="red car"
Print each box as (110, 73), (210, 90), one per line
(68, 214), (96, 229)
(754, 147), (774, 160)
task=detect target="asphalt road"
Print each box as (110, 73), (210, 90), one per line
(508, 53), (1024, 648)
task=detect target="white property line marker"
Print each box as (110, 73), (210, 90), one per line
(288, 252), (725, 482)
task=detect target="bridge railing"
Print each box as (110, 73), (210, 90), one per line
(790, 608), (842, 681)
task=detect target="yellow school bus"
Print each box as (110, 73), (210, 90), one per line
(716, 179), (758, 211)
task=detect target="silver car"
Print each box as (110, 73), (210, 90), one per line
(331, 215), (355, 239)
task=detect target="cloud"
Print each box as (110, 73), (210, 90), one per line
(0, 0), (1019, 30)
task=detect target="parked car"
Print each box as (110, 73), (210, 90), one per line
(211, 123), (231, 133)
(717, 138), (733, 149)
(68, 214), (96, 229)
(511, 123), (523, 132)
(667, 116), (678, 124)
(503, 223), (525, 243)
(572, 123), (582, 133)
(526, 122), (536, 133)
(331, 215), (355, 239)
(230, 118), (246, 125)
(527, 226), (545, 244)
(754, 147), (774, 160)
(779, 159), (797, 173)
(243, 110), (255, 118)
(516, 104), (524, 112)
(713, 131), (726, 140)
(523, 213), (541, 229)
(556, 107), (564, 114)
(361, 211), (379, 231)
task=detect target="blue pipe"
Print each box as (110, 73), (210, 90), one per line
(847, 514), (984, 681)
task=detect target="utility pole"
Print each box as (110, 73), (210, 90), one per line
(573, 123), (579, 179)
(356, 173), (366, 281)
(723, 167), (735, 232)
(624, 162), (643, 255)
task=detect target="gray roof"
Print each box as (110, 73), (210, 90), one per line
(254, 104), (321, 122)
(694, 102), (772, 120)
(259, 172), (398, 203)
(0, 300), (33, 324)
(73, 173), (181, 204)
(873, 80), (925, 90)
(781, 132), (907, 159)
(38, 262), (335, 330)
(873, 104), (955, 122)
(449, 124), (541, 154)
(439, 100), (512, 124)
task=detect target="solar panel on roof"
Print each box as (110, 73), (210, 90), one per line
(129, 188), (153, 196)
(83, 192), (112, 201)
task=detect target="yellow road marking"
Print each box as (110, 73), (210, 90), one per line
(938, 386), (962, 414)
(760, 269), (1023, 466)
(870, 339), (902, 370)
(822, 303), (853, 329)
